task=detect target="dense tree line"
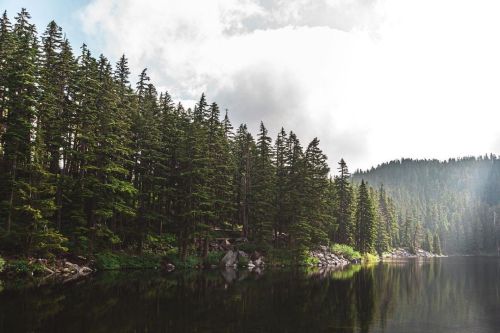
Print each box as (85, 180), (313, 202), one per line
(354, 156), (500, 254)
(0, 9), (402, 260)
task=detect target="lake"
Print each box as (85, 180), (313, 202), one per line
(0, 257), (499, 332)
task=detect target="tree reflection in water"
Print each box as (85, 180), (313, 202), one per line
(0, 257), (499, 333)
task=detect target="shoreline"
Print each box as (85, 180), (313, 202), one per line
(0, 246), (449, 284)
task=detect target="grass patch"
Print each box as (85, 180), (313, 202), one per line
(95, 252), (161, 270)
(330, 244), (362, 261)
(169, 255), (202, 269)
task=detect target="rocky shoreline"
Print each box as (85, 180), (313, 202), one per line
(1, 257), (94, 282)
(215, 245), (353, 271)
(382, 248), (445, 259)
(1, 247), (444, 282)
(309, 246), (353, 267)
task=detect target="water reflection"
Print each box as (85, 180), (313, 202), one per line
(0, 257), (499, 332)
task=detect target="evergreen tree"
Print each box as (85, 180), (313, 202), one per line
(284, 132), (306, 248)
(251, 122), (275, 246)
(433, 232), (442, 255)
(0, 11), (15, 156)
(375, 185), (391, 254)
(303, 137), (331, 245)
(2, 9), (42, 236)
(273, 127), (288, 247)
(355, 180), (375, 253)
(334, 159), (354, 245)
(422, 231), (433, 252)
(233, 124), (255, 239)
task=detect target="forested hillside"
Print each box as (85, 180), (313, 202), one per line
(354, 157), (500, 254)
(0, 9), (403, 262)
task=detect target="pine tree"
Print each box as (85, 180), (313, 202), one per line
(375, 185), (392, 254)
(69, 44), (101, 253)
(273, 127), (288, 247)
(334, 159), (354, 245)
(234, 124), (255, 239)
(284, 132), (306, 248)
(433, 232), (442, 254)
(0, 11), (15, 157)
(411, 218), (422, 253)
(111, 54), (136, 240)
(2, 8), (42, 237)
(355, 180), (375, 253)
(303, 137), (331, 245)
(422, 231), (433, 252)
(132, 69), (162, 252)
(251, 122), (275, 247)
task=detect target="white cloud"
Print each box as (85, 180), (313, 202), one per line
(80, 0), (500, 171)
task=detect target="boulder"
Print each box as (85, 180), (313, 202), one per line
(319, 245), (328, 252)
(221, 250), (238, 267)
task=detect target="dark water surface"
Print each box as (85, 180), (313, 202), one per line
(0, 257), (499, 333)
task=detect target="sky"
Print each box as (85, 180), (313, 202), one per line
(2, 0), (500, 171)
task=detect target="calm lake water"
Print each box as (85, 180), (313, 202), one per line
(0, 257), (499, 333)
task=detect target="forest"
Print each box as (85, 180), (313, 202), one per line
(354, 157), (500, 254)
(5, 8), (493, 267)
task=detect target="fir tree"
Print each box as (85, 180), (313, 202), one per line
(355, 180), (376, 253)
(334, 159), (354, 246)
(251, 122), (275, 246)
(273, 127), (288, 247)
(423, 231), (433, 252)
(433, 232), (442, 254)
(303, 137), (331, 245)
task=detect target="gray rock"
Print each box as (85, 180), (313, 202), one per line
(221, 250), (238, 267)
(164, 263), (175, 272)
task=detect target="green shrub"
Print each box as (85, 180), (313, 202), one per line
(5, 259), (44, 276)
(330, 244), (362, 261)
(362, 253), (379, 264)
(170, 255), (202, 269)
(205, 251), (224, 266)
(143, 234), (176, 255)
(95, 252), (161, 270)
(237, 255), (249, 267)
(303, 254), (319, 266)
(237, 242), (262, 254)
(95, 252), (121, 270)
(31, 227), (69, 258)
(0, 256), (4, 273)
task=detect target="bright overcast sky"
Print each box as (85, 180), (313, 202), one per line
(2, 0), (500, 171)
